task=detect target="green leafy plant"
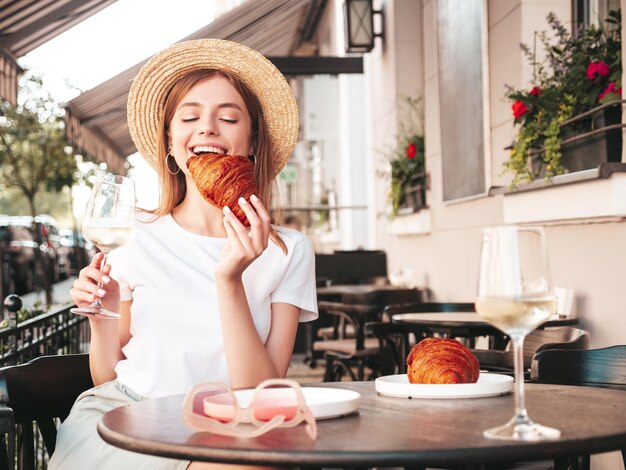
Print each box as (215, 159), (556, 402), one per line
(387, 97), (426, 217)
(504, 9), (622, 186)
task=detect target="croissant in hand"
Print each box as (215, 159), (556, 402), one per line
(406, 337), (480, 384)
(187, 154), (257, 226)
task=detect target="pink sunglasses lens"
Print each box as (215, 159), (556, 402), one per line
(253, 385), (299, 422)
(202, 388), (237, 423)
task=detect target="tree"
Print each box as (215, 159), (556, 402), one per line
(0, 73), (79, 305)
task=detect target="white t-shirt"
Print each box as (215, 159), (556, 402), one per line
(107, 212), (318, 398)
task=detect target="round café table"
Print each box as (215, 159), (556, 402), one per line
(392, 312), (579, 349)
(98, 381), (626, 468)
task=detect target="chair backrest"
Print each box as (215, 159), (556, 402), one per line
(509, 327), (590, 364)
(531, 345), (626, 390)
(315, 251), (387, 286)
(472, 327), (590, 373)
(0, 354), (93, 469)
(530, 345), (626, 469)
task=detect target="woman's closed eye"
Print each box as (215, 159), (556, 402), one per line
(219, 116), (238, 124)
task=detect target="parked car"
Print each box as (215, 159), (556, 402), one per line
(0, 215), (71, 296)
(0, 216), (37, 295)
(33, 214), (71, 281)
(59, 228), (97, 274)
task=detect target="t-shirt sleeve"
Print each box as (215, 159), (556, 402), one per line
(270, 236), (318, 322)
(106, 246), (133, 302)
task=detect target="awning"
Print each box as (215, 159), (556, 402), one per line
(64, 0), (346, 171)
(0, 0), (117, 105)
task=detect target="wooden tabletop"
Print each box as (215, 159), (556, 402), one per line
(98, 382), (626, 467)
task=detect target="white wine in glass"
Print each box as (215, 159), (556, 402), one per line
(70, 175), (135, 319)
(475, 225), (560, 441)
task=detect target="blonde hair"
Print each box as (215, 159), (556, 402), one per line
(150, 69), (287, 253)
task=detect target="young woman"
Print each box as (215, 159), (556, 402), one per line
(49, 39), (317, 470)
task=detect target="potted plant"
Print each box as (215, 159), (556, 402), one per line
(504, 10), (622, 187)
(387, 97), (426, 217)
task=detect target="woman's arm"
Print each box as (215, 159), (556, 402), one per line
(70, 253), (131, 385)
(88, 300), (131, 385)
(217, 278), (299, 387)
(216, 196), (301, 388)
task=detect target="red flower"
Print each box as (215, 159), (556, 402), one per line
(530, 86), (541, 96)
(512, 100), (528, 119)
(407, 143), (416, 159)
(587, 61), (610, 80)
(598, 82), (622, 101)
(597, 61), (610, 77)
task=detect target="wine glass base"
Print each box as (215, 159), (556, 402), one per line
(70, 306), (120, 320)
(484, 416), (561, 441)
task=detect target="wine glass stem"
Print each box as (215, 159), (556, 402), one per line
(93, 252), (108, 308)
(512, 335), (530, 425)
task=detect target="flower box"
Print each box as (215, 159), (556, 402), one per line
(530, 103), (623, 177)
(560, 104), (622, 171)
(397, 173), (426, 214)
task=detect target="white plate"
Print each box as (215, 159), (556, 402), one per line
(375, 373), (513, 399)
(230, 387), (361, 420)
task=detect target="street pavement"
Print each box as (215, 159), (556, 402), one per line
(19, 277), (76, 311)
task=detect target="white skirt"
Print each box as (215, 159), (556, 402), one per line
(48, 380), (189, 470)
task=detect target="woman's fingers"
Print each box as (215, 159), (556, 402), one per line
(223, 205), (254, 252)
(249, 194), (271, 244)
(89, 252), (105, 268)
(79, 264), (110, 286)
(70, 253), (112, 306)
(234, 195), (270, 253)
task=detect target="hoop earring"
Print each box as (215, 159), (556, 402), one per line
(248, 152), (257, 164)
(166, 149), (180, 175)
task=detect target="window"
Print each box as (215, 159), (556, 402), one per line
(573, 0), (620, 28)
(437, 0), (486, 201)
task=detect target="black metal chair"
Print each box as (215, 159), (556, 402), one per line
(314, 288), (423, 381)
(472, 327), (590, 377)
(0, 354), (93, 470)
(305, 250), (389, 367)
(530, 345), (626, 470)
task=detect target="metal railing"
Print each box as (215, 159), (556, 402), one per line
(0, 305), (89, 367)
(0, 302), (89, 469)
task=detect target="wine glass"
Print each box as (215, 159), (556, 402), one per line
(475, 225), (560, 441)
(70, 175), (135, 319)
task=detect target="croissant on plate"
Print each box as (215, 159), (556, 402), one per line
(406, 337), (480, 384)
(187, 154), (257, 226)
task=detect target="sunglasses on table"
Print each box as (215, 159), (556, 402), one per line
(182, 378), (317, 440)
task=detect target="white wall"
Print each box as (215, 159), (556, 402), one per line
(321, 0), (626, 466)
(373, 3), (626, 467)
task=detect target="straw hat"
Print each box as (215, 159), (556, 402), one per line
(127, 39), (298, 177)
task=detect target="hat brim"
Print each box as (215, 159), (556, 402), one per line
(127, 39), (298, 178)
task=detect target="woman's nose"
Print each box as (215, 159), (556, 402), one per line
(197, 118), (218, 136)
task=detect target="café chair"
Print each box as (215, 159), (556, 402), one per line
(472, 327), (590, 377)
(314, 288), (423, 381)
(530, 345), (626, 470)
(364, 321), (414, 375)
(0, 354), (93, 470)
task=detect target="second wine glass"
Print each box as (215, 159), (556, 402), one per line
(70, 175), (135, 319)
(475, 225), (560, 441)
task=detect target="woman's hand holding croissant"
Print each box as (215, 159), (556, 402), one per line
(216, 194), (270, 281)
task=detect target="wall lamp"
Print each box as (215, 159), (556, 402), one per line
(343, 0), (384, 53)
